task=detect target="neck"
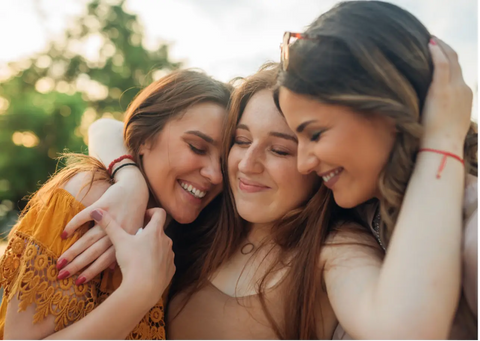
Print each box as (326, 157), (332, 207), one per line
(247, 222), (274, 246)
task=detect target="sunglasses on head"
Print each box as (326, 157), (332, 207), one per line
(280, 32), (321, 71)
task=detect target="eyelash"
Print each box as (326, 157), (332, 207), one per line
(188, 144), (206, 155)
(235, 139), (290, 156)
(310, 131), (323, 142)
(234, 138), (250, 146)
(271, 149), (289, 156)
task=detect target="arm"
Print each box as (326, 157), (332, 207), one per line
(5, 283), (153, 340)
(4, 174), (174, 339)
(323, 38), (472, 339)
(57, 118), (149, 281)
(325, 142), (464, 339)
(88, 118), (128, 165)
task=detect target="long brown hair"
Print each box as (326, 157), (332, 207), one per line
(276, 0), (477, 242)
(21, 69), (231, 229)
(171, 63), (360, 339)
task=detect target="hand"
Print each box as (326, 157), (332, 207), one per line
(92, 207), (175, 305)
(421, 37), (473, 151)
(57, 169), (149, 282)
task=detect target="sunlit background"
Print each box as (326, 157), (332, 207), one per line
(0, 0), (477, 233)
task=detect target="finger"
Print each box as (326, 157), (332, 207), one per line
(57, 225), (106, 270)
(63, 206), (95, 239)
(144, 208), (167, 235)
(428, 37), (450, 85)
(91, 209), (128, 246)
(109, 261), (116, 271)
(434, 37), (464, 83)
(58, 235), (113, 280)
(75, 246), (117, 285)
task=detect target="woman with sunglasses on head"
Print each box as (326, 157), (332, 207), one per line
(56, 2), (475, 339)
(276, 1), (476, 339)
(0, 69), (231, 339)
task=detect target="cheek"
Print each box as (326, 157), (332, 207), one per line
(227, 149), (241, 177)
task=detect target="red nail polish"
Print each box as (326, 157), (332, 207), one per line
(58, 270), (70, 280)
(91, 210), (103, 222)
(61, 231), (68, 240)
(75, 276), (86, 286)
(56, 258), (68, 270)
(429, 38), (436, 45)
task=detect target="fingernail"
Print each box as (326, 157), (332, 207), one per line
(58, 270), (70, 280)
(75, 276), (86, 286)
(109, 263), (116, 271)
(91, 210), (103, 222)
(429, 38), (436, 45)
(56, 258), (68, 270)
(61, 231), (68, 240)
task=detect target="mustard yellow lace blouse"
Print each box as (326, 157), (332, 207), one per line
(0, 188), (166, 339)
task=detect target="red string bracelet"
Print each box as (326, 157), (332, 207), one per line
(107, 154), (135, 176)
(418, 148), (464, 179)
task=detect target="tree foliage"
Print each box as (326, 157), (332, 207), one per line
(0, 0), (180, 233)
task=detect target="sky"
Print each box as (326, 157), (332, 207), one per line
(0, 0), (477, 118)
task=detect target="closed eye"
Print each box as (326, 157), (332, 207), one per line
(271, 149), (290, 156)
(310, 131), (323, 142)
(188, 144), (207, 155)
(234, 138), (251, 146)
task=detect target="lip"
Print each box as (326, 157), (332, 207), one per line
(178, 179), (210, 192)
(317, 167), (343, 178)
(321, 168), (343, 189)
(177, 180), (209, 204)
(238, 178), (270, 193)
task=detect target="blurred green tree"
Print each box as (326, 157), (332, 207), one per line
(0, 0), (180, 234)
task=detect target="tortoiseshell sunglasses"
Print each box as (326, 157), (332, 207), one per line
(280, 31), (320, 71)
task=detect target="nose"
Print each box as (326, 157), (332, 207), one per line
(238, 145), (263, 174)
(297, 140), (319, 175)
(200, 158), (223, 185)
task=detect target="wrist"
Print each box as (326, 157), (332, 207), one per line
(117, 280), (156, 312)
(114, 167), (149, 198)
(120, 275), (160, 308)
(420, 135), (464, 158)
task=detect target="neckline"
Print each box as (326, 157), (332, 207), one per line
(207, 280), (261, 300)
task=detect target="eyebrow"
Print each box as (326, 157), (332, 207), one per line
(269, 132), (298, 143)
(185, 130), (215, 144)
(237, 124), (297, 143)
(296, 120), (317, 133)
(237, 124), (249, 131)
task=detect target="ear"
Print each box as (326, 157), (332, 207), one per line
(139, 142), (148, 156)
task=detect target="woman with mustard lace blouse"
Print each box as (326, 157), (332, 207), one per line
(0, 69), (231, 339)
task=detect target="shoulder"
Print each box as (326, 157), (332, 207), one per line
(320, 222), (384, 269)
(62, 172), (111, 207)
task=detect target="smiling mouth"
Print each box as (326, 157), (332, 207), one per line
(179, 181), (207, 199)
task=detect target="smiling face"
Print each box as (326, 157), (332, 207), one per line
(140, 101), (225, 224)
(278, 87), (396, 208)
(228, 90), (319, 224)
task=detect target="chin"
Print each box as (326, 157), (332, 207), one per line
(332, 192), (361, 209)
(236, 206), (274, 224)
(170, 209), (200, 224)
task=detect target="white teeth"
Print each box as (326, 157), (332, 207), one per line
(322, 169), (341, 183)
(180, 182), (207, 199)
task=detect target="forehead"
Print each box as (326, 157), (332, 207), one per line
(240, 90), (291, 132)
(169, 101), (226, 135)
(279, 87), (357, 124)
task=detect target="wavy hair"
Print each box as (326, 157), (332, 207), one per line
(276, 0), (477, 242)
